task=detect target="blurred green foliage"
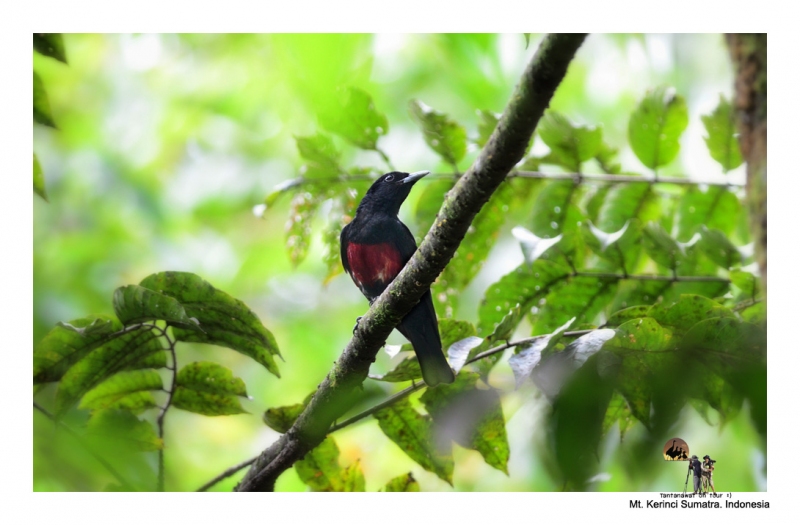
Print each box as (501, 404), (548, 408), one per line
(34, 34), (765, 492)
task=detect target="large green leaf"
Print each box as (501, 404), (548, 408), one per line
(139, 272), (281, 377)
(319, 86), (388, 150)
(409, 99), (467, 167)
(112, 284), (201, 330)
(54, 326), (165, 416)
(533, 276), (617, 335)
(647, 294), (735, 334)
(33, 33), (67, 63)
(33, 153), (47, 202)
(34, 315), (122, 384)
(537, 111), (602, 172)
(628, 87), (688, 170)
(478, 259), (571, 336)
(33, 71), (56, 128)
(295, 436), (365, 492)
(172, 361), (248, 416)
(420, 372), (510, 474)
(373, 397), (454, 485)
(701, 95), (743, 173)
(86, 409), (163, 452)
(675, 186), (741, 241)
(79, 369), (162, 413)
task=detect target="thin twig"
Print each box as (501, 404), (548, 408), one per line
(34, 402), (133, 490)
(196, 457), (258, 492)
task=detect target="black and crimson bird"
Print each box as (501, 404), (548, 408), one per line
(340, 170), (455, 387)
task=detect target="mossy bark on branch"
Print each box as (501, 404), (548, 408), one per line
(236, 33), (588, 492)
(727, 33), (767, 292)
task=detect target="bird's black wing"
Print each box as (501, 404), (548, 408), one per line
(340, 221), (352, 276)
(395, 219), (420, 263)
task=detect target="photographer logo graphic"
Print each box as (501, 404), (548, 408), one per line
(662, 437), (689, 461)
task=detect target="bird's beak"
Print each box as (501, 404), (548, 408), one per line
(403, 170), (430, 184)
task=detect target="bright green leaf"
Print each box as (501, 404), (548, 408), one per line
(112, 284), (201, 329)
(319, 86), (388, 150)
(648, 294), (735, 334)
(641, 221), (684, 271)
(697, 227), (741, 269)
(533, 276), (617, 335)
(86, 409), (163, 452)
(628, 87), (689, 169)
(730, 270), (759, 298)
(675, 186), (741, 241)
(295, 436), (364, 492)
(34, 153), (47, 201)
(295, 133), (341, 171)
(409, 99), (467, 167)
(701, 95), (743, 172)
(34, 71), (56, 128)
(263, 403), (305, 433)
(538, 111), (602, 172)
(285, 192), (322, 267)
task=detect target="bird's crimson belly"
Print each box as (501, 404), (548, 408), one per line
(346, 242), (404, 291)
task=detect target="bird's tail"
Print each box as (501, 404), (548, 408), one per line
(396, 291), (455, 387)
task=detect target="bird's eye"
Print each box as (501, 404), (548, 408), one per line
(384, 174), (395, 182)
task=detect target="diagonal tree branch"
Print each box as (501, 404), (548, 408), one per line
(235, 33), (588, 492)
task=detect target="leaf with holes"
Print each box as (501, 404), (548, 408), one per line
(701, 95), (743, 173)
(373, 397), (454, 485)
(34, 71), (56, 128)
(538, 111), (602, 172)
(409, 99), (467, 167)
(79, 369), (162, 413)
(319, 86), (388, 150)
(172, 362), (248, 416)
(139, 272), (281, 377)
(34, 33), (67, 63)
(285, 192), (322, 267)
(628, 87), (688, 169)
(54, 327), (164, 416)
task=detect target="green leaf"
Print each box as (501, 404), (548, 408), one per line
(697, 227), (741, 269)
(319, 86), (388, 150)
(79, 369), (162, 413)
(172, 361), (248, 416)
(648, 294), (735, 334)
(675, 186), (741, 241)
(34, 315), (121, 384)
(596, 182), (656, 232)
(730, 270), (759, 298)
(581, 220), (641, 271)
(295, 436), (364, 491)
(413, 178), (454, 231)
(602, 392), (635, 438)
(641, 221), (684, 271)
(606, 306), (651, 327)
(435, 180), (513, 313)
(370, 355), (423, 382)
(139, 272), (281, 377)
(478, 259), (571, 336)
(423, 372), (510, 474)
(701, 95), (743, 172)
(263, 403), (305, 433)
(595, 141), (622, 174)
(533, 276), (617, 335)
(86, 409), (163, 452)
(112, 284), (201, 330)
(537, 111), (602, 172)
(628, 87), (689, 169)
(382, 472), (420, 492)
(295, 133), (341, 171)
(373, 397), (454, 485)
(55, 326), (165, 416)
(529, 180), (580, 240)
(34, 71), (56, 128)
(409, 99), (467, 167)
(33, 33), (67, 63)
(34, 153), (48, 202)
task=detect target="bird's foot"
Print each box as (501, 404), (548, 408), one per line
(352, 316), (363, 334)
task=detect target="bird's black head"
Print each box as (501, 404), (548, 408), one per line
(356, 170), (429, 216)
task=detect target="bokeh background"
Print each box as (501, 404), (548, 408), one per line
(33, 33), (763, 491)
